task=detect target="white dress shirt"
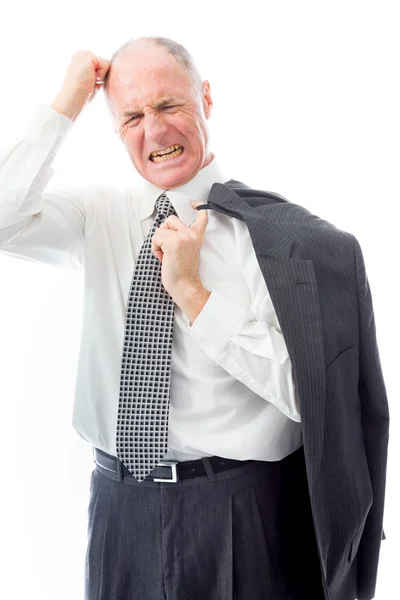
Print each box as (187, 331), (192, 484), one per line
(0, 102), (302, 463)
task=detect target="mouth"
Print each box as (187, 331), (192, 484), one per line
(149, 144), (184, 163)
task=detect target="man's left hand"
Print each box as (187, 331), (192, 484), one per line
(151, 199), (209, 303)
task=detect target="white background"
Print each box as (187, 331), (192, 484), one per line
(0, 1), (398, 598)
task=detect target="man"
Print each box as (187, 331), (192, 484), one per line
(0, 36), (389, 599)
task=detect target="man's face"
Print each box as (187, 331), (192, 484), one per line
(106, 42), (214, 189)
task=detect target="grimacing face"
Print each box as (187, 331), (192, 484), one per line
(106, 43), (214, 190)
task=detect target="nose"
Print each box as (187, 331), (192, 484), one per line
(143, 112), (169, 146)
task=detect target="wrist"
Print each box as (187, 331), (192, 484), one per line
(51, 91), (86, 121)
(175, 284), (211, 327)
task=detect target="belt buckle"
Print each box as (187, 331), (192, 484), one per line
(153, 460), (179, 483)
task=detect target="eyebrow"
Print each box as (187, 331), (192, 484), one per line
(123, 97), (179, 119)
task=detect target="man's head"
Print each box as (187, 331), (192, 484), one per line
(103, 37), (214, 189)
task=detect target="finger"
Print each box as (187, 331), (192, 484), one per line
(152, 248), (163, 261)
(151, 232), (160, 254)
(161, 215), (184, 231)
(151, 229), (173, 253)
(190, 205), (209, 233)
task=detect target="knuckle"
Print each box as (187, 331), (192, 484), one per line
(73, 50), (92, 57)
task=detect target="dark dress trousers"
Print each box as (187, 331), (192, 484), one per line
(193, 179), (390, 600)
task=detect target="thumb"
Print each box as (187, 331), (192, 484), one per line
(189, 199), (208, 230)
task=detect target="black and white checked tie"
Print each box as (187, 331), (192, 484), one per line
(116, 192), (178, 482)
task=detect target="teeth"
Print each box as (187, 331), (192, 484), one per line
(152, 147), (183, 163)
(151, 145), (182, 157)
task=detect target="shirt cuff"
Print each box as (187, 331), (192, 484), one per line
(187, 288), (249, 360)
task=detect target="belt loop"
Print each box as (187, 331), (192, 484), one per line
(202, 457), (217, 481)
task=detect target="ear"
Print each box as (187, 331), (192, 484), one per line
(202, 80), (213, 120)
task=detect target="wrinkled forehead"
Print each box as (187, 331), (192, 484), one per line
(108, 60), (195, 122)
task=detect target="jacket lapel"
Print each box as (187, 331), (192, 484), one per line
(198, 182), (327, 490)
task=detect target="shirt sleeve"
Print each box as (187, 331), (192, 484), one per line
(187, 230), (301, 422)
(0, 102), (89, 271)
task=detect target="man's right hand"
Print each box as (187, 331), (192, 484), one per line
(51, 50), (111, 121)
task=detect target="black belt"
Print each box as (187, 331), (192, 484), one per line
(93, 447), (255, 483)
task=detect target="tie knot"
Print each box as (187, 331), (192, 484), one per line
(155, 192), (176, 219)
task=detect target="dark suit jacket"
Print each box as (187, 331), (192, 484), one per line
(196, 179), (389, 600)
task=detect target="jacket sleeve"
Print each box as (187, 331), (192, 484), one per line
(352, 235), (389, 600)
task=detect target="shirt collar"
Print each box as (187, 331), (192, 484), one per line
(138, 155), (231, 226)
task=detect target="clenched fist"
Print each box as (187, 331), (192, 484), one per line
(51, 50), (111, 121)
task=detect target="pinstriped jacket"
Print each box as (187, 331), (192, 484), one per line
(196, 179), (389, 600)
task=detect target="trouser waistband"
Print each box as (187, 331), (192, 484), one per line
(93, 447), (256, 484)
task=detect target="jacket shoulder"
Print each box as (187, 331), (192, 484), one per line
(228, 180), (356, 251)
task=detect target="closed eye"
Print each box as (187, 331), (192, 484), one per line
(127, 105), (177, 123)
